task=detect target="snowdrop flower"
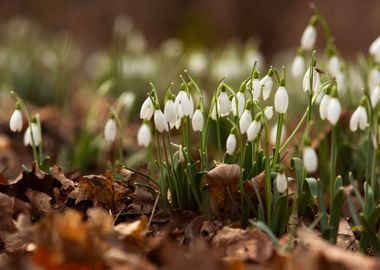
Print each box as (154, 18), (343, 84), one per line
(275, 172), (288, 193)
(328, 55), (341, 76)
(369, 68), (380, 90)
(178, 145), (185, 163)
(319, 92), (331, 120)
(291, 54), (305, 79)
(140, 96), (154, 120)
(231, 91), (245, 117)
(251, 71), (261, 100)
(192, 109), (204, 132)
(369, 36), (380, 62)
(303, 67), (320, 93)
(303, 146), (318, 173)
(326, 88), (341, 125)
(104, 117), (117, 144)
(350, 99), (368, 131)
(154, 109), (169, 133)
(217, 90), (231, 116)
(137, 122), (151, 147)
(10, 108), (23, 132)
(274, 86), (289, 114)
(164, 99), (177, 129)
(24, 122), (41, 146)
(301, 23), (317, 51)
(119, 92), (136, 110)
(270, 124), (286, 145)
(226, 132), (237, 155)
(264, 106), (273, 120)
(371, 85), (380, 107)
(239, 109), (252, 134)
(175, 90), (194, 118)
(260, 69), (274, 100)
(247, 115), (261, 141)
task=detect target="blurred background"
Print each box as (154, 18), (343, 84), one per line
(0, 0), (379, 57)
(0, 0), (377, 177)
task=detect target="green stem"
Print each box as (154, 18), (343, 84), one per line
(330, 125), (337, 210)
(155, 131), (167, 206)
(272, 113), (284, 169)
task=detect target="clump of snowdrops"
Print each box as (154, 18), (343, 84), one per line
(8, 6), (380, 254)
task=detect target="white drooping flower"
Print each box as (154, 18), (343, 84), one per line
(319, 94), (331, 120)
(251, 78), (261, 100)
(270, 124), (286, 145)
(274, 86), (289, 114)
(303, 146), (318, 173)
(260, 75), (273, 100)
(371, 85), (380, 107)
(154, 109), (169, 133)
(217, 91), (231, 116)
(226, 133), (237, 155)
(178, 145), (185, 163)
(291, 55), (305, 79)
(301, 25), (317, 51)
(369, 68), (380, 90)
(275, 172), (288, 193)
(10, 109), (23, 132)
(231, 92), (245, 117)
(24, 123), (41, 146)
(326, 97), (341, 125)
(164, 99), (177, 129)
(104, 118), (117, 143)
(350, 105), (368, 131)
(175, 90), (194, 118)
(137, 123), (151, 147)
(335, 72), (346, 93)
(192, 109), (204, 132)
(328, 55), (341, 76)
(247, 120), (261, 141)
(264, 106), (273, 120)
(239, 109), (252, 134)
(303, 67), (320, 93)
(369, 36), (380, 62)
(119, 92), (136, 110)
(140, 97), (154, 120)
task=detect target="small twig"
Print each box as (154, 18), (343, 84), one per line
(148, 191), (160, 228)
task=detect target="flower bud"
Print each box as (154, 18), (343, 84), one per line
(291, 55), (305, 78)
(239, 109), (252, 134)
(137, 123), (151, 147)
(303, 146), (318, 173)
(154, 109), (169, 133)
(247, 120), (261, 141)
(192, 109), (204, 132)
(275, 172), (288, 193)
(104, 118), (117, 144)
(226, 133), (237, 155)
(301, 25), (317, 51)
(140, 97), (154, 120)
(10, 109), (23, 132)
(274, 86), (289, 114)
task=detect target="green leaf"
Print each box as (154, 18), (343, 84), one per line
(329, 187), (345, 244)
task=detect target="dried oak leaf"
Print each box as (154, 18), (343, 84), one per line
(0, 163), (75, 206)
(293, 228), (380, 270)
(212, 226), (273, 263)
(69, 171), (132, 212)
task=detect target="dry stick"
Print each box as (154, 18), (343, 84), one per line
(148, 191), (160, 228)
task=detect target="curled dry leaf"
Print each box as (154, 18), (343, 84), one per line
(205, 164), (265, 218)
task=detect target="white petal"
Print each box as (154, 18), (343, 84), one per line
(251, 79), (261, 100)
(291, 55), (305, 78)
(137, 123), (151, 147)
(274, 87), (288, 113)
(104, 118), (117, 143)
(247, 120), (261, 141)
(239, 110), (252, 134)
(260, 75), (273, 100)
(10, 109), (23, 132)
(192, 110), (204, 132)
(303, 147), (318, 173)
(319, 95), (331, 120)
(226, 134), (237, 155)
(140, 97), (154, 120)
(275, 173), (288, 193)
(301, 25), (317, 51)
(327, 98), (341, 125)
(154, 110), (169, 133)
